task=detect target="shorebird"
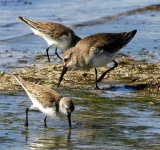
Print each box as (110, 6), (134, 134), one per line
(19, 16), (81, 62)
(57, 30), (137, 89)
(14, 75), (74, 128)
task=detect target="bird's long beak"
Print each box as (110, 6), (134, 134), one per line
(57, 66), (68, 87)
(67, 113), (72, 129)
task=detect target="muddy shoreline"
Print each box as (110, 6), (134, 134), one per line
(0, 3), (159, 99)
(0, 55), (159, 99)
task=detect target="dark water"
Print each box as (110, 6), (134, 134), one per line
(0, 0), (160, 149)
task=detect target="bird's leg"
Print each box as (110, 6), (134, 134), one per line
(25, 108), (29, 127)
(46, 45), (52, 62)
(94, 68), (100, 89)
(55, 47), (62, 60)
(44, 116), (47, 128)
(97, 60), (118, 83)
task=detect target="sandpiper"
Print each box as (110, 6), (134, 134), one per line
(19, 16), (81, 61)
(57, 30), (137, 89)
(14, 75), (74, 128)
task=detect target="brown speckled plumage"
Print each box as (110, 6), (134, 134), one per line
(58, 30), (137, 88)
(19, 16), (81, 61)
(14, 75), (74, 128)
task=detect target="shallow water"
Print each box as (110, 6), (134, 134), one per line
(0, 0), (160, 72)
(0, 91), (160, 149)
(0, 0), (160, 149)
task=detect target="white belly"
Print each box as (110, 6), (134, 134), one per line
(91, 52), (118, 68)
(45, 36), (71, 51)
(30, 27), (71, 51)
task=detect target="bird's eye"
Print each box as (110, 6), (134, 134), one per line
(64, 58), (68, 62)
(63, 53), (72, 62)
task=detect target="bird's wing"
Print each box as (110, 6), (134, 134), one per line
(14, 75), (62, 107)
(78, 31), (136, 55)
(19, 17), (73, 39)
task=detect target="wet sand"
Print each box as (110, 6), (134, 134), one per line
(0, 55), (159, 99)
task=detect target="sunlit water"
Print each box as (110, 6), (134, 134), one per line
(0, 0), (160, 149)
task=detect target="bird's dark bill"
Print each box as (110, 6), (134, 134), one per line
(67, 113), (71, 128)
(57, 66), (68, 87)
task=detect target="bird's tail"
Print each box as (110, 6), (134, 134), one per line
(120, 29), (137, 47)
(13, 75), (31, 92)
(19, 16), (37, 29)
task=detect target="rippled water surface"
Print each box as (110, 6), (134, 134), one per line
(0, 91), (160, 149)
(0, 0), (160, 72)
(0, 0), (160, 149)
